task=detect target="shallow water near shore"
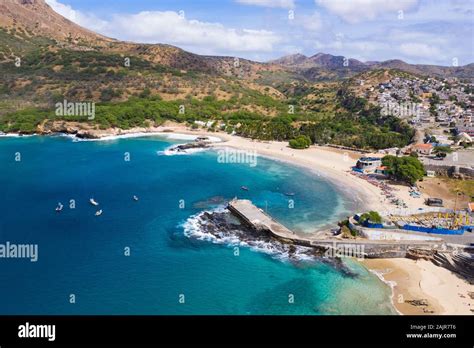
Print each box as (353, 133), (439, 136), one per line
(0, 135), (395, 314)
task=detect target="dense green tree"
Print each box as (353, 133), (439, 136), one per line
(359, 211), (382, 224)
(433, 146), (453, 154)
(382, 155), (424, 185)
(0, 48), (415, 150)
(289, 135), (312, 149)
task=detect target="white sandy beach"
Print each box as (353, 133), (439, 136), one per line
(38, 122), (473, 316)
(363, 258), (474, 315)
(30, 121), (435, 214)
(151, 124), (473, 316)
(151, 123), (425, 214)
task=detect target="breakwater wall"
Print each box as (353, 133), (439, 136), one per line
(229, 199), (441, 259)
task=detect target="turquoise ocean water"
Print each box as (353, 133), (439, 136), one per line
(0, 135), (395, 314)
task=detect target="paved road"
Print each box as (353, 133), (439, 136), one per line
(422, 150), (474, 168)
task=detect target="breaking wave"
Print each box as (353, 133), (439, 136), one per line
(181, 206), (318, 262)
(157, 144), (210, 156)
(60, 132), (223, 143)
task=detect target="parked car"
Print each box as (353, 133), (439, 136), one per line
(426, 198), (444, 207)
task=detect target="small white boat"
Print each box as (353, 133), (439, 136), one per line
(133, 195), (139, 201)
(95, 209), (103, 216)
(55, 203), (64, 212)
(89, 198), (99, 206)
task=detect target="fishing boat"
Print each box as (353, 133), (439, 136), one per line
(95, 209), (103, 216)
(55, 203), (63, 212)
(241, 186), (249, 191)
(89, 198), (99, 206)
(133, 195), (139, 201)
(284, 192), (295, 197)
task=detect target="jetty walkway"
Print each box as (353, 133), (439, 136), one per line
(228, 199), (297, 240)
(227, 199), (443, 258)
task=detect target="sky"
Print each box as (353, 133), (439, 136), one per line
(45, 0), (474, 66)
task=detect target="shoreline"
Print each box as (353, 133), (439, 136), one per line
(1, 125), (387, 212)
(362, 258), (474, 315)
(140, 125), (474, 316)
(160, 126), (420, 213)
(3, 124), (472, 316)
(364, 264), (403, 315)
(211, 142), (374, 213)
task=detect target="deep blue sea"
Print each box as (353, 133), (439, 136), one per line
(0, 134), (395, 314)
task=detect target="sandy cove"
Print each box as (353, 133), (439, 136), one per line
(27, 121), (434, 213)
(14, 122), (473, 315)
(155, 125), (473, 316)
(152, 124), (426, 213)
(363, 258), (474, 315)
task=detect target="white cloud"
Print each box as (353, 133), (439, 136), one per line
(45, 0), (107, 31)
(109, 11), (280, 54)
(45, 1), (281, 56)
(299, 12), (323, 31)
(314, 38), (390, 61)
(46, 0), (75, 19)
(310, 27), (452, 64)
(236, 0), (295, 9)
(44, 0), (473, 65)
(316, 0), (418, 23)
(387, 29), (449, 49)
(399, 43), (442, 59)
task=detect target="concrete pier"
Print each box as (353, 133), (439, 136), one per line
(227, 199), (298, 242)
(227, 198), (443, 258)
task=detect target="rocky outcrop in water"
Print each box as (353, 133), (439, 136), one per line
(168, 141), (210, 153)
(75, 130), (101, 139)
(186, 208), (357, 276)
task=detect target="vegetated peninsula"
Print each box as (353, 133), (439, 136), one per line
(1, 0), (471, 151)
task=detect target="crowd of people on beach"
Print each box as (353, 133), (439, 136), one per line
(350, 171), (408, 208)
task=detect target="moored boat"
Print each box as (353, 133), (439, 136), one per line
(55, 203), (63, 212)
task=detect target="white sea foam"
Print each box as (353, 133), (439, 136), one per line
(73, 132), (223, 143)
(366, 268), (402, 315)
(182, 207), (316, 262)
(157, 144), (210, 156)
(54, 133), (80, 141)
(164, 133), (222, 142)
(68, 132), (163, 142)
(0, 133), (37, 138)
